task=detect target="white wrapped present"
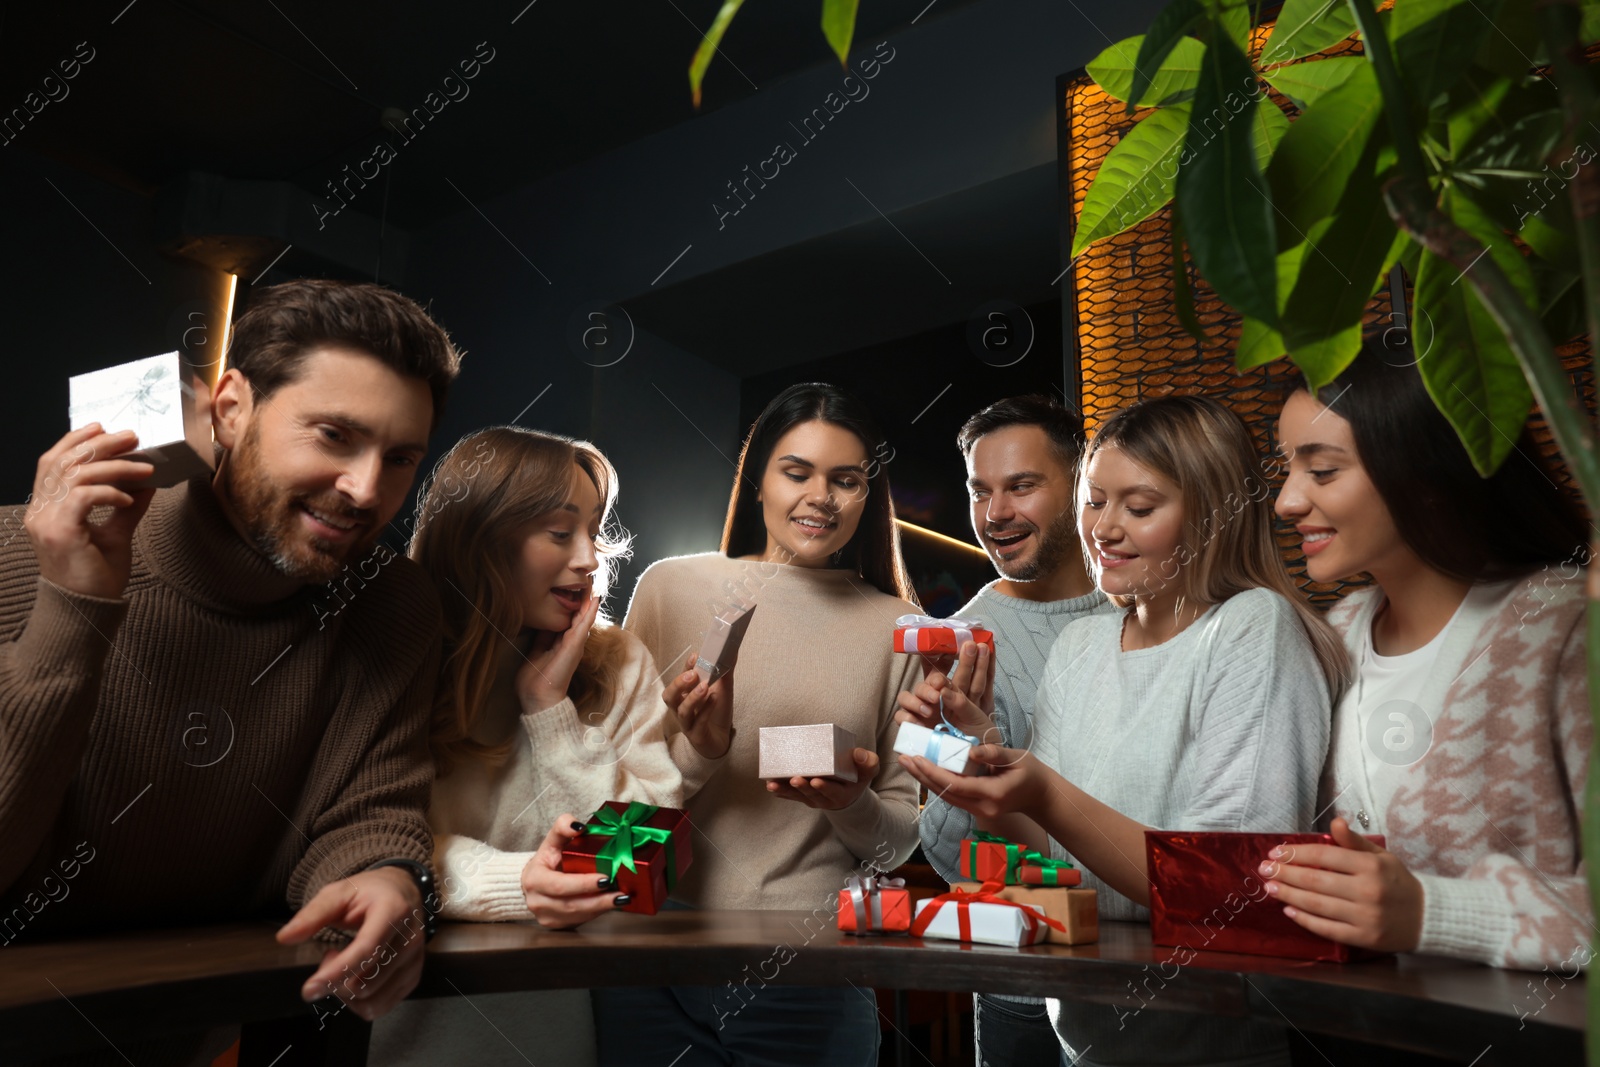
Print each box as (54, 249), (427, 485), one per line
(69, 352), (212, 488)
(893, 719), (976, 775)
(911, 888), (1059, 947)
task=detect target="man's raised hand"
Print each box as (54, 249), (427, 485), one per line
(24, 425), (155, 600)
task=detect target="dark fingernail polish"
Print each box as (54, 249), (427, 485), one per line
(571, 820), (586, 833)
(597, 877), (615, 890)
(613, 894), (633, 907)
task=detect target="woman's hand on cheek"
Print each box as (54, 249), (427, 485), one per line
(1258, 817), (1424, 952)
(516, 595), (600, 712)
(766, 748), (878, 810)
(899, 744), (1047, 820)
(520, 814), (632, 928)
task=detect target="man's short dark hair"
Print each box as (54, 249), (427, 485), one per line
(226, 279), (461, 427)
(957, 395), (1084, 468)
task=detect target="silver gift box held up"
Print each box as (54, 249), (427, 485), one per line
(757, 724), (859, 783)
(69, 352), (214, 489)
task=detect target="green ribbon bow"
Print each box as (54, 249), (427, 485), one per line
(587, 802), (678, 888)
(966, 830), (1075, 885)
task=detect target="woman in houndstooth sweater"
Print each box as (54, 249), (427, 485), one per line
(1269, 338), (1592, 971)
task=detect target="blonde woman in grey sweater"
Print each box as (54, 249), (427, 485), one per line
(900, 396), (1346, 1067)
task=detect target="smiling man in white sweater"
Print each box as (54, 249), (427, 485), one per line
(918, 396), (1112, 1067)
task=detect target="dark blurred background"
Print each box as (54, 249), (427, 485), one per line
(0, 0), (1167, 611)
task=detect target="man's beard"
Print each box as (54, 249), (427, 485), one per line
(987, 506), (1077, 583)
(221, 424), (377, 583)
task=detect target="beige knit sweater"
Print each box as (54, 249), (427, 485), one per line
(0, 477), (438, 936)
(623, 553), (922, 911)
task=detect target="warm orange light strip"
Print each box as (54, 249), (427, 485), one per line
(894, 518), (987, 557)
(216, 272), (237, 380)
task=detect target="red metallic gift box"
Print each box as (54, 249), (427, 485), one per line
(561, 801), (693, 916)
(1145, 831), (1387, 963)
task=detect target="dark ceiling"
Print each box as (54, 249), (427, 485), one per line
(4, 0), (982, 230)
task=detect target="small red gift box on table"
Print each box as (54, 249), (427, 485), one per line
(561, 801), (693, 916)
(892, 614), (995, 656)
(836, 873), (912, 935)
(1146, 830), (1388, 963)
(959, 832), (1081, 887)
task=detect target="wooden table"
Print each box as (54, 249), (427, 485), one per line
(0, 913), (1581, 1064)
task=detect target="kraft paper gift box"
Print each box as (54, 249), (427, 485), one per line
(836, 874), (912, 935)
(68, 352), (213, 489)
(560, 801), (693, 916)
(695, 602), (756, 685)
(911, 884), (1063, 947)
(758, 724), (859, 783)
(1146, 830), (1388, 962)
(958, 832), (1082, 886)
(954, 883), (1098, 945)
(892, 719), (976, 774)
(892, 614), (995, 656)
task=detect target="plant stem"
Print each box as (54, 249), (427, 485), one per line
(1535, 6), (1600, 1064)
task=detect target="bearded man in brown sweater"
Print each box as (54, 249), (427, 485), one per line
(0, 279), (459, 1047)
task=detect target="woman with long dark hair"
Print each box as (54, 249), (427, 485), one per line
(1265, 338), (1591, 970)
(595, 382), (922, 1065)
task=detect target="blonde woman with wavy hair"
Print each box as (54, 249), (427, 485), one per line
(372, 426), (726, 1067)
(900, 395), (1342, 1067)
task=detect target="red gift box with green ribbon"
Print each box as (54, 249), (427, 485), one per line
(958, 831), (1081, 887)
(561, 800), (693, 915)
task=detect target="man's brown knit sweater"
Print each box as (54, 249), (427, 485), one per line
(0, 476), (440, 941)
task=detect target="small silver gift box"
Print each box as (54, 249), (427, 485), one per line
(69, 352), (213, 489)
(757, 724), (859, 783)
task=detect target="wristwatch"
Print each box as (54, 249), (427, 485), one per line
(368, 858), (440, 941)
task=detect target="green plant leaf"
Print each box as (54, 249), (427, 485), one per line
(1261, 0), (1356, 64)
(1236, 316), (1287, 369)
(1473, 0), (1543, 78)
(1289, 323), (1365, 386)
(1456, 108), (1565, 174)
(1280, 151), (1406, 354)
(1127, 0), (1207, 114)
(1263, 56), (1365, 109)
(1072, 106), (1193, 257)
(689, 0), (748, 108)
(1251, 98), (1291, 167)
(1392, 0), (1496, 110)
(1171, 210), (1210, 342)
(1202, 0), (1253, 52)
(1088, 35), (1206, 105)
(1177, 24), (1278, 323)
(1584, 0), (1600, 45)
(1413, 187), (1536, 475)
(821, 0), (859, 67)
(1266, 62), (1383, 251)
(1235, 236), (1313, 370)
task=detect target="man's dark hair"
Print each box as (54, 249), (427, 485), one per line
(957, 395), (1084, 468)
(225, 279), (461, 427)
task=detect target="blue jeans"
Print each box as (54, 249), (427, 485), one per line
(592, 984), (880, 1067)
(975, 994), (1068, 1067)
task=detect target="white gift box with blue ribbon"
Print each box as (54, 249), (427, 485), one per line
(69, 352), (214, 489)
(892, 719), (977, 775)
